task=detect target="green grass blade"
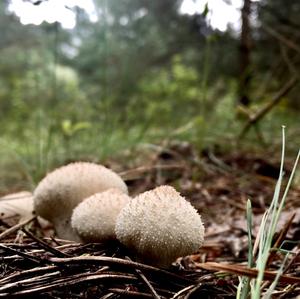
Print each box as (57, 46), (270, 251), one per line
(238, 199), (254, 298)
(251, 127), (299, 298)
(262, 254), (289, 299)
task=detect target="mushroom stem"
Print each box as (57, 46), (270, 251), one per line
(53, 217), (81, 242)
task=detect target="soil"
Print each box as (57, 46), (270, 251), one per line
(0, 141), (299, 298)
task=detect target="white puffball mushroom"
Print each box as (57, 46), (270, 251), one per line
(33, 162), (128, 241)
(115, 185), (205, 268)
(71, 189), (131, 243)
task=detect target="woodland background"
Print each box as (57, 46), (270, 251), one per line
(0, 0), (299, 194)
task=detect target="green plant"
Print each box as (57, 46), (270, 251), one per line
(237, 126), (300, 299)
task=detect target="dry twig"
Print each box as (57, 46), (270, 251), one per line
(239, 77), (298, 138)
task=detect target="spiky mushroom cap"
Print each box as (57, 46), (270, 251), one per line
(115, 185), (205, 268)
(71, 189), (131, 243)
(33, 162), (128, 241)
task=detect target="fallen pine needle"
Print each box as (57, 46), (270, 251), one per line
(195, 262), (300, 284)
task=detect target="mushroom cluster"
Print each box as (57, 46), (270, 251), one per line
(33, 162), (128, 241)
(34, 162), (205, 267)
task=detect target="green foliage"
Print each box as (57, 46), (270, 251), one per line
(133, 56), (202, 124)
(0, 0), (299, 194)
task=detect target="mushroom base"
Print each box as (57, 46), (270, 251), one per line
(53, 218), (82, 242)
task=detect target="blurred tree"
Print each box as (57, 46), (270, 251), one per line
(255, 0), (300, 108)
(3, 0), (298, 144)
(69, 0), (239, 120)
(73, 1), (202, 101)
(0, 1), (86, 135)
(238, 0), (252, 107)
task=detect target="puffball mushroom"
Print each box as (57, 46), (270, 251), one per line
(115, 185), (205, 268)
(71, 189), (131, 243)
(33, 162), (128, 241)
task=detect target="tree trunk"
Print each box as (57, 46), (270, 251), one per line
(239, 0), (252, 106)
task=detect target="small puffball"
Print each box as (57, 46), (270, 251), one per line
(115, 185), (205, 267)
(34, 162), (128, 241)
(71, 189), (131, 243)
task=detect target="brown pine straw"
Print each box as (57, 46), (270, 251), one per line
(196, 262), (300, 284)
(0, 237), (194, 298)
(21, 228), (70, 257)
(0, 214), (299, 298)
(125, 256), (161, 299)
(0, 216), (36, 240)
(48, 256), (192, 285)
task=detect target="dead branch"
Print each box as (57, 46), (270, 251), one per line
(239, 76), (298, 138)
(263, 25), (300, 54)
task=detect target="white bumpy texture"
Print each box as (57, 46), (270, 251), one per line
(115, 185), (204, 267)
(71, 189), (131, 242)
(33, 162), (128, 240)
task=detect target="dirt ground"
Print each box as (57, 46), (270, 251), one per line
(0, 141), (299, 298)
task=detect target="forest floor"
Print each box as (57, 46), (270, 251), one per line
(0, 141), (299, 298)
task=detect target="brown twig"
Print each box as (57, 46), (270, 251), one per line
(0, 216), (36, 241)
(108, 288), (156, 298)
(196, 262), (300, 284)
(21, 228), (70, 258)
(0, 265), (58, 285)
(48, 256), (191, 286)
(171, 285), (196, 299)
(239, 77), (298, 138)
(0, 273), (138, 297)
(126, 256), (161, 299)
(0, 271), (62, 292)
(0, 243), (43, 265)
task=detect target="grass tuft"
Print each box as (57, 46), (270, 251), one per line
(237, 126), (300, 299)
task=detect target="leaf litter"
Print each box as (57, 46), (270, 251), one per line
(0, 141), (299, 298)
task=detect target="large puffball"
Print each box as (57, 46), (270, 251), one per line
(115, 185), (204, 267)
(71, 189), (131, 243)
(34, 162), (128, 241)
